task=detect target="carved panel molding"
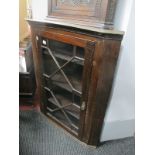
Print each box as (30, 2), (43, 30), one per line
(59, 0), (91, 6)
(47, 0), (118, 29)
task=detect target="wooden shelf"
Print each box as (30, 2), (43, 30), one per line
(42, 49), (84, 65)
(46, 112), (78, 135)
(55, 53), (84, 65)
(43, 72), (82, 97)
(48, 96), (80, 120)
(46, 95), (80, 132)
(53, 74), (82, 96)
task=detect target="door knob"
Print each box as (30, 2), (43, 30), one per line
(36, 36), (39, 41)
(81, 101), (86, 111)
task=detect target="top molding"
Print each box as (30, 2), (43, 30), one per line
(27, 19), (124, 36)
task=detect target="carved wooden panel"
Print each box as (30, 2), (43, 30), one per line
(48, 0), (118, 28)
(50, 0), (100, 16)
(58, 0), (91, 6)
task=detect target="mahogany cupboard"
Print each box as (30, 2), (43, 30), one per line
(28, 19), (123, 146)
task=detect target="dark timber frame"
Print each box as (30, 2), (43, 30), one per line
(28, 20), (123, 146)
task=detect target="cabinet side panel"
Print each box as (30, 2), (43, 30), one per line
(83, 39), (121, 146)
(79, 41), (96, 140)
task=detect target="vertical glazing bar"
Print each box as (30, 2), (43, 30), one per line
(73, 46), (77, 57)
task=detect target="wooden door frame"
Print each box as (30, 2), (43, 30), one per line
(31, 25), (98, 140)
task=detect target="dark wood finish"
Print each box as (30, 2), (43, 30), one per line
(47, 0), (118, 29)
(19, 42), (36, 101)
(19, 69), (36, 97)
(78, 41), (96, 141)
(39, 32), (96, 137)
(28, 20), (123, 146)
(81, 40), (121, 145)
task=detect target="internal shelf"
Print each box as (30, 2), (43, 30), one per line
(42, 73), (82, 97)
(46, 108), (79, 132)
(55, 53), (84, 66)
(48, 96), (80, 120)
(46, 96), (80, 132)
(52, 73), (82, 96)
(42, 49), (84, 66)
(43, 86), (81, 132)
(46, 112), (78, 135)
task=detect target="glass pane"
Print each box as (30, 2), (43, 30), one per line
(46, 86), (80, 132)
(52, 59), (83, 92)
(40, 37), (85, 134)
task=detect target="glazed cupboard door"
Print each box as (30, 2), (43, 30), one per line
(37, 34), (95, 137)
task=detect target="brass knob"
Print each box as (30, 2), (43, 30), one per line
(93, 61), (96, 66)
(36, 36), (39, 41)
(81, 101), (86, 111)
(42, 40), (47, 45)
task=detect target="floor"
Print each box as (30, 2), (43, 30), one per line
(19, 109), (135, 155)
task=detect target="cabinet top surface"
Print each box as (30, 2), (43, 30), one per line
(26, 19), (124, 36)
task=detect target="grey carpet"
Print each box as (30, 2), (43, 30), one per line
(19, 110), (135, 155)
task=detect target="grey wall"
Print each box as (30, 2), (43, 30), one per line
(31, 0), (48, 20)
(100, 0), (135, 141)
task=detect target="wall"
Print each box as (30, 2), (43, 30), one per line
(31, 0), (48, 20)
(19, 0), (29, 41)
(100, 0), (135, 141)
(31, 0), (135, 142)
